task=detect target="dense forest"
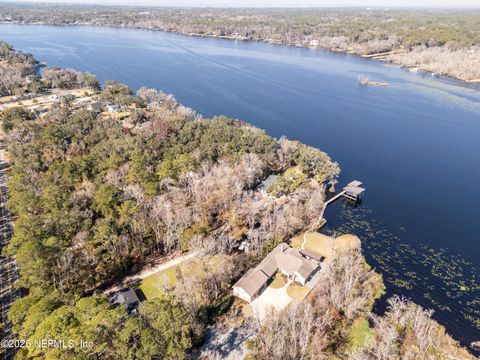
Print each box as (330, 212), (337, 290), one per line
(3, 84), (339, 299)
(0, 42), (477, 359)
(1, 4), (480, 81)
(0, 41), (36, 96)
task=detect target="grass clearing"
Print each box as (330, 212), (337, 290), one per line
(290, 232), (361, 258)
(269, 273), (287, 289)
(139, 255), (224, 300)
(334, 234), (362, 250)
(139, 266), (178, 300)
(291, 231), (335, 258)
(287, 283), (311, 303)
(348, 317), (375, 350)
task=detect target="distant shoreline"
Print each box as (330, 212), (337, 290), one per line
(2, 20), (480, 86)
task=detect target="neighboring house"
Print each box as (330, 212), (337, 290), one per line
(309, 39), (320, 46)
(87, 101), (102, 112)
(56, 93), (75, 102)
(134, 120), (152, 131)
(74, 97), (91, 105)
(258, 174), (278, 197)
(108, 288), (140, 312)
(107, 104), (121, 113)
(24, 75), (36, 84)
(233, 243), (320, 303)
(30, 105), (48, 115)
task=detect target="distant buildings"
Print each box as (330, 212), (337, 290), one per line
(30, 105), (48, 115)
(56, 93), (76, 102)
(106, 104), (121, 113)
(309, 39), (320, 46)
(87, 101), (102, 112)
(233, 243), (320, 303)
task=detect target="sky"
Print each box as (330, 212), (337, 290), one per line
(2, 0), (479, 8)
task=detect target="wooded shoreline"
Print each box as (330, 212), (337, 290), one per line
(3, 19), (480, 85)
(1, 5), (480, 84)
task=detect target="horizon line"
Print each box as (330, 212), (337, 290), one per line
(1, 1), (480, 10)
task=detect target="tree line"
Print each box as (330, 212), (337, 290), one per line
(1, 5), (480, 80)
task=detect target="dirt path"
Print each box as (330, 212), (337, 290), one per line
(104, 251), (199, 294)
(301, 232), (308, 249)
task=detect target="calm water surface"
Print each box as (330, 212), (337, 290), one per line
(1, 24), (479, 350)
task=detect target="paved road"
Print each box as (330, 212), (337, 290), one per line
(0, 140), (19, 360)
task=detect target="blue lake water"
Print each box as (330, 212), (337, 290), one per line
(1, 24), (479, 350)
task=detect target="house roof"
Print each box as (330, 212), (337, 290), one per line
(347, 180), (363, 187)
(109, 288), (139, 306)
(296, 261), (317, 280)
(285, 247), (304, 259)
(344, 185), (366, 195)
(256, 242), (287, 277)
(258, 174), (278, 192)
(233, 268), (269, 297)
(88, 101), (102, 111)
(233, 243), (319, 298)
(299, 249), (324, 262)
(275, 253), (303, 274)
(258, 256), (278, 278)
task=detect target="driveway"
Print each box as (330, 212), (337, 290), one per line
(251, 280), (292, 320)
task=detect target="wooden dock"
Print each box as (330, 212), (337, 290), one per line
(318, 190), (346, 220)
(315, 180), (366, 227)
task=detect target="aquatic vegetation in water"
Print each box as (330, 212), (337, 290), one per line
(410, 82), (480, 113)
(323, 202), (480, 334)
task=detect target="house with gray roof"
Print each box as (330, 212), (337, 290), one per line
(108, 288), (140, 311)
(87, 101), (102, 113)
(233, 243), (320, 303)
(258, 174), (278, 197)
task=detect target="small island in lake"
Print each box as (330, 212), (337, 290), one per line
(358, 75), (389, 87)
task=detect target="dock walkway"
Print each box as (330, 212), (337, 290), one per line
(317, 180), (366, 224)
(318, 190), (346, 221)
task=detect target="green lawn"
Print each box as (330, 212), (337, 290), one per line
(290, 231), (335, 258)
(348, 317), (375, 350)
(269, 273), (287, 289)
(287, 283), (311, 303)
(139, 266), (179, 300)
(139, 256), (224, 300)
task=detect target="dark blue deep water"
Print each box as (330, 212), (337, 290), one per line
(1, 24), (479, 351)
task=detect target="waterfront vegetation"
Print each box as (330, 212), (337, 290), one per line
(1, 4), (480, 81)
(0, 41), (477, 359)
